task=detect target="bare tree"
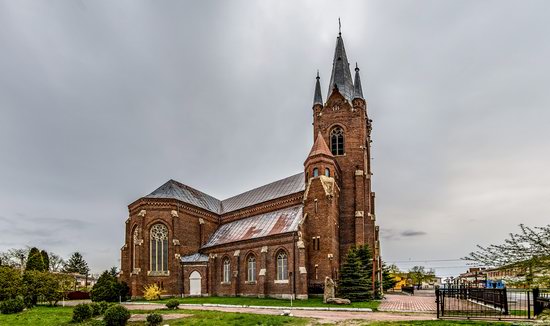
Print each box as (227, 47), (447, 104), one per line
(48, 252), (65, 272)
(7, 248), (29, 271)
(464, 224), (550, 286)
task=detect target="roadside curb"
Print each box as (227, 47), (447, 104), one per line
(123, 302), (373, 312)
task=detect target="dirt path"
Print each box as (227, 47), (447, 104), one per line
(124, 303), (437, 323)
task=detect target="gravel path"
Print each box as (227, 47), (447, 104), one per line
(123, 303), (436, 323)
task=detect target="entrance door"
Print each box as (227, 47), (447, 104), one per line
(189, 271), (202, 296)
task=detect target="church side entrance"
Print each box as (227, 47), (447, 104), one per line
(189, 271), (202, 296)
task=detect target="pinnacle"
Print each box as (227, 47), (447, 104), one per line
(308, 132), (333, 158)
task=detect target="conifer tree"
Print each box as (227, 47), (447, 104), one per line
(355, 245), (377, 297)
(40, 250), (50, 272)
(25, 247), (47, 272)
(63, 252), (89, 275)
(338, 249), (372, 301)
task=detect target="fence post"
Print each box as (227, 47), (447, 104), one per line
(502, 287), (509, 315)
(435, 286), (440, 319)
(533, 287), (541, 316)
(527, 289), (531, 319)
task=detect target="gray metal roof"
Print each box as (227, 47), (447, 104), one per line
(313, 72), (323, 105)
(202, 205), (302, 248)
(220, 173), (305, 214)
(180, 253), (209, 263)
(353, 64), (364, 100)
(145, 179), (221, 213)
(328, 35), (354, 101)
(144, 172), (305, 214)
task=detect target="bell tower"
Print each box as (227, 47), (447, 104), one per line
(309, 31), (379, 278)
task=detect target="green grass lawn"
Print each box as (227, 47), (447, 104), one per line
(0, 305), (309, 326)
(0, 305), (520, 326)
(143, 296), (380, 310)
(362, 321), (513, 325)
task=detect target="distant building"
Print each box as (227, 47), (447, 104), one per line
(119, 30), (382, 299)
(457, 268), (487, 287)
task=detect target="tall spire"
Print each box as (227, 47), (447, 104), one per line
(353, 63), (364, 100)
(328, 28), (354, 101)
(313, 70), (323, 105)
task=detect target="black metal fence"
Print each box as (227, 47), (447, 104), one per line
(436, 286), (550, 320)
(534, 288), (550, 316)
(401, 286), (414, 295)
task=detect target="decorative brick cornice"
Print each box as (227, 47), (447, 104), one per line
(220, 193), (303, 223)
(129, 198), (218, 223)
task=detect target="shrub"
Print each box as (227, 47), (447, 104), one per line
(98, 301), (114, 314)
(146, 313), (163, 326)
(22, 270), (73, 307)
(165, 298), (179, 309)
(103, 304), (131, 326)
(143, 283), (162, 301)
(0, 298), (25, 314)
(89, 302), (101, 316)
(72, 303), (93, 322)
(91, 271), (129, 302)
(0, 267), (22, 301)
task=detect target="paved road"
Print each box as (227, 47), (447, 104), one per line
(378, 294), (437, 313)
(123, 303), (436, 323)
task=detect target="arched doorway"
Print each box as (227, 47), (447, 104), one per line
(189, 271), (202, 296)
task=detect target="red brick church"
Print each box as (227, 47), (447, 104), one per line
(120, 31), (381, 299)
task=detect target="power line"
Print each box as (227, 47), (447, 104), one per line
(386, 259), (465, 263)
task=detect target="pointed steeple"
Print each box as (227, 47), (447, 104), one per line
(308, 132), (333, 158)
(328, 32), (354, 101)
(353, 63), (364, 100)
(313, 70), (323, 106)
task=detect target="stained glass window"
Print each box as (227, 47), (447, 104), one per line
(150, 224), (168, 273)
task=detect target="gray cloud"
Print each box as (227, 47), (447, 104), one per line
(401, 230), (427, 237)
(1, 1), (549, 278)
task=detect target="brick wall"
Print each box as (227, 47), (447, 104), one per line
(120, 200), (219, 298)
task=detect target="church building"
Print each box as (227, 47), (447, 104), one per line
(120, 31), (381, 299)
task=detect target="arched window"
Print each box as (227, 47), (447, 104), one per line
(247, 255), (256, 282)
(330, 127), (344, 155)
(132, 227), (139, 271)
(325, 168), (330, 177)
(313, 168), (319, 177)
(276, 250), (288, 281)
(223, 258), (231, 283)
(149, 224), (168, 274)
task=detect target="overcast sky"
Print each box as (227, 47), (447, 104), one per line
(1, 0), (549, 278)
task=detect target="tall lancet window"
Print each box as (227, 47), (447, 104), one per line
(247, 255), (256, 282)
(132, 227), (139, 271)
(330, 127), (344, 155)
(223, 258), (231, 283)
(150, 224), (168, 274)
(276, 250), (288, 281)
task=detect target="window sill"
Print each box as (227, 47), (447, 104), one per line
(220, 282), (231, 285)
(245, 281), (257, 285)
(147, 271), (170, 276)
(274, 280), (289, 284)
